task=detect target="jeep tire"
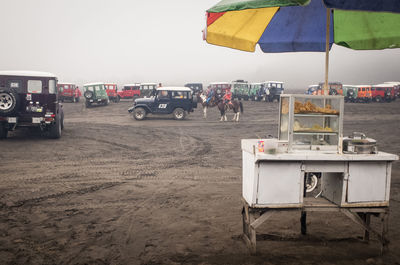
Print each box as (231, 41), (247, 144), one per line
(60, 111), (64, 130)
(49, 115), (62, 139)
(173, 108), (186, 120)
(84, 90), (93, 99)
(133, 107), (146, 120)
(375, 96), (382, 103)
(0, 122), (8, 139)
(0, 89), (18, 115)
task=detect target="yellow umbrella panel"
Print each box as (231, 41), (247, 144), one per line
(206, 7), (279, 52)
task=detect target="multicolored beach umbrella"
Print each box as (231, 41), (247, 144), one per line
(205, 0), (400, 53)
(205, 0), (400, 90)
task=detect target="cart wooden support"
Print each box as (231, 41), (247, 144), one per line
(241, 198), (389, 255)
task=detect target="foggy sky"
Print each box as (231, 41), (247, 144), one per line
(1, 0), (399, 90)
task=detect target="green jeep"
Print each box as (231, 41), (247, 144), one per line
(232, 80), (249, 100)
(248, 83), (263, 101)
(343, 85), (358, 103)
(83, 82), (110, 107)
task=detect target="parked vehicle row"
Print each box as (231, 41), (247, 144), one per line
(205, 80), (284, 102)
(306, 82), (399, 103)
(0, 71), (202, 139)
(118, 83), (157, 100)
(72, 82), (160, 108)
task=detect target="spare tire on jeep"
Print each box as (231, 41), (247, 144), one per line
(0, 89), (19, 115)
(329, 89), (338, 95)
(84, 90), (93, 99)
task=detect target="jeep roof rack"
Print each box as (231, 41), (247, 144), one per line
(157, 87), (192, 92)
(209, 82), (229, 85)
(263, 81), (284, 84)
(0, 70), (56, 78)
(84, 82), (104, 86)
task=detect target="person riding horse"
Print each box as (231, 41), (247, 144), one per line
(223, 90), (233, 107)
(206, 88), (215, 104)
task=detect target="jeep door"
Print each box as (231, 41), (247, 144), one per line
(153, 91), (171, 114)
(171, 91), (190, 111)
(126, 87), (132, 98)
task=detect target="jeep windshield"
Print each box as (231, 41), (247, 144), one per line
(233, 84), (247, 89)
(210, 84), (230, 89)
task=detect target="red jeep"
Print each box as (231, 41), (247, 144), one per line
(104, 83), (120, 102)
(57, 83), (81, 103)
(371, 84), (396, 102)
(117, 84), (140, 100)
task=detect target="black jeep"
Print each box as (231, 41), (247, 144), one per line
(0, 71), (64, 139)
(128, 87), (197, 120)
(184, 83), (203, 94)
(263, 81), (284, 102)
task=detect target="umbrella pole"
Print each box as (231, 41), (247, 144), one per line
(324, 8), (331, 95)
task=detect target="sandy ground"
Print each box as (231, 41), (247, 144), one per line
(0, 98), (399, 265)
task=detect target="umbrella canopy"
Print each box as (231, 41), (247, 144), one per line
(205, 0), (400, 92)
(206, 0), (400, 53)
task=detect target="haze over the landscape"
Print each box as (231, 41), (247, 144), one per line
(1, 0), (399, 90)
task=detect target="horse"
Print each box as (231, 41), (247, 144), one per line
(217, 100), (243, 122)
(196, 92), (220, 119)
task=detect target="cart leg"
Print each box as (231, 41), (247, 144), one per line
(301, 211), (307, 235)
(242, 207), (248, 237)
(242, 205), (257, 254)
(381, 211), (389, 254)
(242, 206), (249, 237)
(248, 210), (257, 254)
(363, 213), (370, 242)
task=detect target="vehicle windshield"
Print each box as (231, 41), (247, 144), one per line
(211, 84), (229, 89)
(308, 86), (317, 93)
(233, 83), (247, 89)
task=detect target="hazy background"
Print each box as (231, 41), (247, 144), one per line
(1, 0), (399, 91)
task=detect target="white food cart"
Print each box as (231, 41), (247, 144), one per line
(241, 95), (398, 253)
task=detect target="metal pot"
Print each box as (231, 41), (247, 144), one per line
(342, 132), (378, 154)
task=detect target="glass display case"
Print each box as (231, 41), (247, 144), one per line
(279, 94), (344, 153)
